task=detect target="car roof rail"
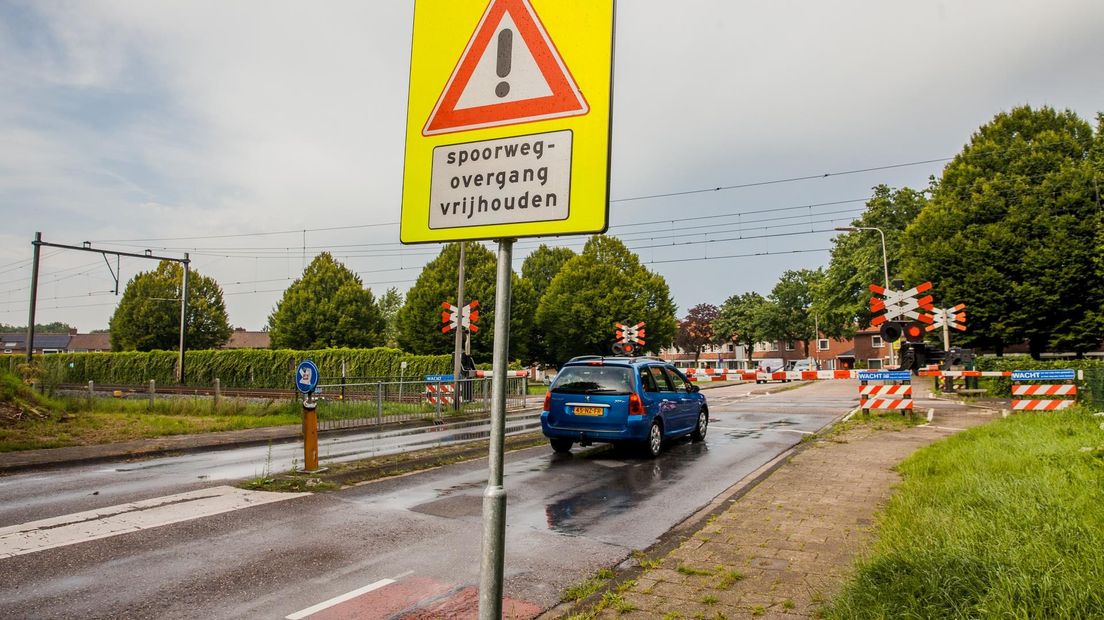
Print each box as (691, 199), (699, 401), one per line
(567, 355), (605, 363)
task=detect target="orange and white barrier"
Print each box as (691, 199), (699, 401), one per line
(1011, 398), (1075, 411)
(1011, 384), (1077, 397)
(425, 383), (454, 405)
(859, 383), (913, 411)
(472, 370), (528, 378)
(684, 368), (858, 382)
(1010, 370), (1078, 411)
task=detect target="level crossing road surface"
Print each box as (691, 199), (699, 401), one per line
(0, 380), (857, 619)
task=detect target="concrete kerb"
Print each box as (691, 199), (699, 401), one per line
(540, 390), (851, 619)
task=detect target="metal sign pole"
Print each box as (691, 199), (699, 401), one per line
(453, 242), (466, 409)
(478, 238), (513, 620)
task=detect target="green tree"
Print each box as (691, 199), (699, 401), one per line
(521, 245), (577, 301)
(813, 185), (928, 338)
(536, 235), (677, 362)
(715, 292), (770, 358)
(109, 261), (231, 351)
(0, 322), (74, 334)
(901, 105), (1104, 357)
(674, 303), (721, 365)
(377, 287), (404, 348)
(267, 253), (385, 349)
(395, 243), (533, 363)
(762, 269), (823, 357)
(520, 244), (577, 363)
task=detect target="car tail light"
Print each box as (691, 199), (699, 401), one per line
(629, 393), (644, 415)
(543, 391), (551, 411)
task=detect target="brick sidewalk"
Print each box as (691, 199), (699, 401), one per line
(580, 403), (994, 619)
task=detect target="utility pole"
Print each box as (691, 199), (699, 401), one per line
(25, 232), (42, 365)
(23, 233), (191, 381)
(178, 254), (190, 385)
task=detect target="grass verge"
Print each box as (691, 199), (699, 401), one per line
(239, 431), (548, 492)
(1, 369), (301, 452)
(822, 406), (1104, 618)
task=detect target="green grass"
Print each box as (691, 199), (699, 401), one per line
(822, 406), (1104, 618)
(1, 373), (301, 452)
(676, 564), (714, 576)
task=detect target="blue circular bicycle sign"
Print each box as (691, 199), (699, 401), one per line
(295, 360), (320, 394)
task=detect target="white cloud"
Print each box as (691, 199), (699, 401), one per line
(0, 0), (1102, 331)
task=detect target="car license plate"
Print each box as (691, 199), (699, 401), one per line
(573, 406), (604, 417)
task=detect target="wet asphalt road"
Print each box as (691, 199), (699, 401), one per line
(0, 380), (857, 619)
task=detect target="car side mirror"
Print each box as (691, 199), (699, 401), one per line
(687, 384), (700, 393)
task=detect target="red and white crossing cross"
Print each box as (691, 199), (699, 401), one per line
(927, 303), (966, 332)
(441, 301), (460, 333)
(615, 321), (646, 345)
(461, 300), (480, 333)
(442, 300), (481, 333)
(868, 282), (935, 326)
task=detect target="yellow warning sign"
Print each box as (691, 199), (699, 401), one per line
(401, 0), (615, 244)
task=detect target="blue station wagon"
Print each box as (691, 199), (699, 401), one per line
(541, 356), (709, 457)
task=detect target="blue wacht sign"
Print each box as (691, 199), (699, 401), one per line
(424, 374), (456, 382)
(857, 370), (913, 381)
(1011, 369), (1075, 381)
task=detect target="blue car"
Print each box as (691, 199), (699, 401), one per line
(541, 356), (709, 457)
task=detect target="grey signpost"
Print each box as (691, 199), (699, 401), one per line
(401, 2), (614, 616)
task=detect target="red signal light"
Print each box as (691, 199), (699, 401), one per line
(904, 323), (924, 341)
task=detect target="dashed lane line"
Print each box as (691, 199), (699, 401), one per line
(0, 485), (308, 559)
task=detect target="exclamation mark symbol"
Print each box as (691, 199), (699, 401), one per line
(495, 28), (513, 98)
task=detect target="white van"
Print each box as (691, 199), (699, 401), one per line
(786, 359), (819, 372)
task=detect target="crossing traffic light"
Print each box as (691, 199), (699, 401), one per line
(879, 321), (905, 342)
(880, 320), (926, 344)
(902, 322), (925, 342)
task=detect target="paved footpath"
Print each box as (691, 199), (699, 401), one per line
(575, 399), (996, 619)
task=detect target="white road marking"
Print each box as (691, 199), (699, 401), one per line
(285, 578), (396, 619)
(0, 485), (307, 559)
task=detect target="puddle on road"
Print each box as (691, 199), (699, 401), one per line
(538, 444), (706, 535)
(725, 430), (763, 439)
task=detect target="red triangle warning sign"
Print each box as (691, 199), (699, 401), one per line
(423, 0), (589, 136)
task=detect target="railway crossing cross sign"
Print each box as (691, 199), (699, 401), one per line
(400, 0), (615, 244)
(869, 282), (935, 326)
(928, 304), (967, 332)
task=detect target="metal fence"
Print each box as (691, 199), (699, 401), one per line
(314, 376), (531, 431)
(1082, 368), (1104, 411)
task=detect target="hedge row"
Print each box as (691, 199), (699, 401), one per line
(5, 348), (452, 389)
(974, 355), (1104, 406)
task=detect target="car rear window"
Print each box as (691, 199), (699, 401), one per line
(551, 366), (634, 395)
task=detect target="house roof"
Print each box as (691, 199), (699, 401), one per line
(225, 330), (270, 349)
(0, 333), (73, 350)
(68, 333), (112, 351)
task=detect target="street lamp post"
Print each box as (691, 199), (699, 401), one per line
(835, 226), (895, 368)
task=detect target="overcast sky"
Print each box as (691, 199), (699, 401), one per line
(1, 0), (1102, 333)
